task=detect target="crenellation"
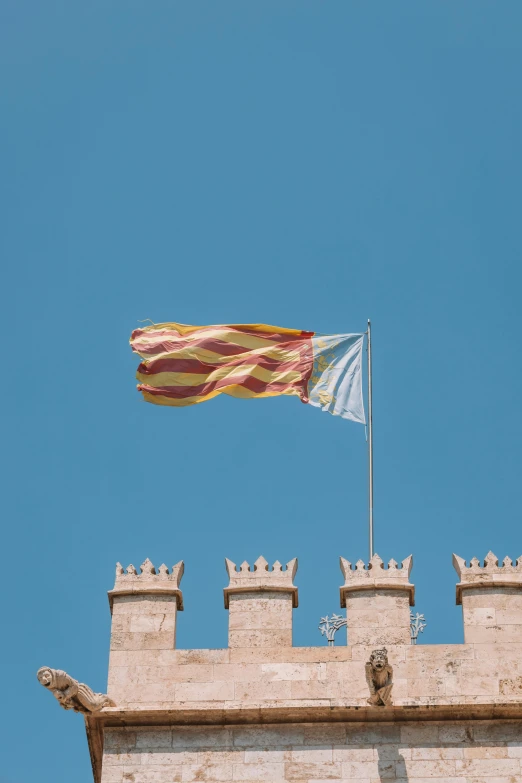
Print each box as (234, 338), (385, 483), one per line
(109, 559), (184, 610)
(453, 551), (522, 583)
(37, 549), (522, 782)
(340, 554), (414, 601)
(453, 551), (522, 644)
(340, 554), (414, 646)
(223, 555), (298, 649)
(107, 559), (185, 665)
(224, 556), (298, 606)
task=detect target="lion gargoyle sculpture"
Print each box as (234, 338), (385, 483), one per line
(365, 647), (393, 706)
(37, 667), (115, 714)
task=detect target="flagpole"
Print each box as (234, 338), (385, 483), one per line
(367, 319), (374, 559)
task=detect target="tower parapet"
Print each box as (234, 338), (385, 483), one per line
(453, 551), (522, 643)
(224, 556), (298, 648)
(37, 548), (522, 783)
(340, 554), (414, 645)
(108, 559), (184, 651)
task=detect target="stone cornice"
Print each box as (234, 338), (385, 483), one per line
(87, 699), (522, 728)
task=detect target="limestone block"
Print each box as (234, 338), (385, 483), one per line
(104, 729), (137, 752)
(290, 747), (333, 762)
(103, 751), (137, 767)
(171, 727), (233, 749)
(500, 675), (522, 695)
(100, 768), (122, 783)
(345, 724), (401, 744)
(119, 766), (181, 783)
(229, 609), (288, 630)
(466, 623), (522, 643)
(438, 726), (472, 744)
(284, 761), (342, 779)
(229, 646), (352, 663)
(456, 758), (520, 775)
(303, 724), (347, 745)
(341, 759), (379, 778)
(231, 725), (305, 747)
(110, 627), (178, 651)
(347, 622), (411, 647)
(289, 680), (338, 699)
(400, 723), (439, 744)
(175, 681), (234, 702)
(333, 748), (376, 761)
(175, 649), (230, 665)
(463, 746), (510, 758)
(405, 643), (474, 661)
(183, 763), (234, 780)
(234, 680), (293, 701)
(234, 761), (286, 779)
(473, 723), (522, 742)
(132, 664), (214, 684)
(135, 728), (172, 749)
(407, 677), (446, 698)
(140, 751), (197, 765)
(228, 628), (292, 648)
(242, 750), (287, 763)
(213, 663), (265, 682)
(350, 643), (407, 662)
(405, 758), (457, 777)
(261, 663), (326, 681)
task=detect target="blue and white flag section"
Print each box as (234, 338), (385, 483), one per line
(308, 334), (366, 424)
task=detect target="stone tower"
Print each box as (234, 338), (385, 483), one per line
(38, 551), (522, 782)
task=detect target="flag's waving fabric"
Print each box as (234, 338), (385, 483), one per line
(130, 322), (365, 423)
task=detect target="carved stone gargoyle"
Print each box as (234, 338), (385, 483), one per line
(37, 667), (115, 714)
(365, 647), (393, 706)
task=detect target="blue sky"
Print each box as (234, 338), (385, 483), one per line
(2, 2), (522, 781)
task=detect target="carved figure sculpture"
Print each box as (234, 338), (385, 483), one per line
(365, 647), (393, 706)
(37, 667), (115, 714)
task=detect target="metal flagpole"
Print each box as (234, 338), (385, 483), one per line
(367, 319), (374, 560)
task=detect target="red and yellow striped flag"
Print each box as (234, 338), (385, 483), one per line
(130, 322), (365, 422)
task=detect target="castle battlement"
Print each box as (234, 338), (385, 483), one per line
(38, 549), (522, 783)
(453, 551), (522, 591)
(339, 554), (414, 646)
(224, 556), (298, 607)
(340, 554), (414, 603)
(453, 551), (522, 644)
(224, 556), (298, 648)
(108, 558), (184, 611)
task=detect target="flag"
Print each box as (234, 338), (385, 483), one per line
(130, 322), (365, 423)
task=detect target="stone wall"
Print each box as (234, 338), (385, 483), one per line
(84, 552), (522, 783)
(101, 720), (522, 782)
(227, 593), (294, 649)
(107, 643), (522, 708)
